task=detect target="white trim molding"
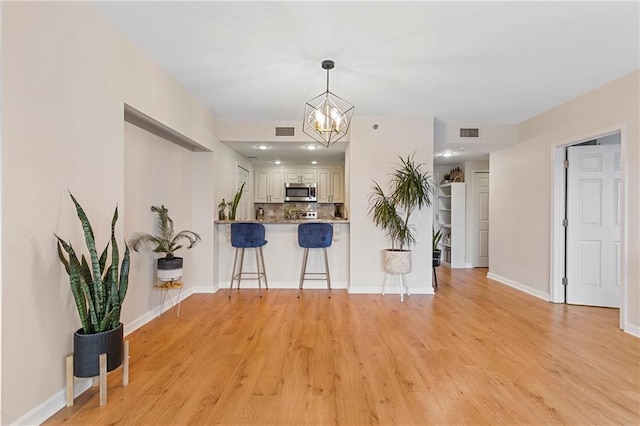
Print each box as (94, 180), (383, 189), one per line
(623, 322), (640, 338)
(487, 272), (550, 301)
(13, 379), (93, 426)
(549, 123), (628, 328)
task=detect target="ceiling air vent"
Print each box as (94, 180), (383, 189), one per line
(460, 128), (479, 138)
(275, 126), (295, 137)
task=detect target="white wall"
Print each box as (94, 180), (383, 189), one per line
(191, 150), (216, 292)
(489, 70), (639, 333)
(2, 2), (218, 423)
(124, 122), (199, 316)
(212, 142), (253, 290)
(349, 116), (435, 294)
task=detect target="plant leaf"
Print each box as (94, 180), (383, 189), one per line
(69, 193), (105, 320)
(56, 237), (90, 333)
(130, 205), (200, 258)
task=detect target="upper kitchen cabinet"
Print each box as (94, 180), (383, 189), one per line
(285, 169), (317, 184)
(254, 169), (285, 203)
(317, 168), (344, 203)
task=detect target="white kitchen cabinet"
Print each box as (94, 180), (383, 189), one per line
(317, 168), (344, 203)
(285, 169), (317, 183)
(438, 182), (465, 268)
(254, 169), (284, 203)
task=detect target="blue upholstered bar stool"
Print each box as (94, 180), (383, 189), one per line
(297, 222), (333, 298)
(229, 223), (268, 298)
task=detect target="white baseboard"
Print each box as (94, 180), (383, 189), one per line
(13, 377), (92, 426)
(219, 281), (349, 290)
(22, 276), (435, 425)
(486, 272), (550, 301)
(192, 284), (218, 293)
(22, 286), (200, 425)
(623, 322), (640, 338)
(348, 285), (435, 295)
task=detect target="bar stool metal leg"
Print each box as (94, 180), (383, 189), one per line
(238, 247), (245, 288)
(298, 248), (309, 298)
(323, 247), (332, 296)
(259, 247), (268, 289)
(229, 247), (240, 298)
(255, 247), (262, 298)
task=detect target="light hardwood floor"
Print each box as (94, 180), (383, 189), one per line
(46, 267), (640, 425)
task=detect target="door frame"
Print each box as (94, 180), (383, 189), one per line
(550, 123), (627, 330)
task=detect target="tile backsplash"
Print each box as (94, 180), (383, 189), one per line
(254, 203), (338, 220)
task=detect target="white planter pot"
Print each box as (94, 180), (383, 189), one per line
(157, 257), (183, 282)
(383, 249), (412, 274)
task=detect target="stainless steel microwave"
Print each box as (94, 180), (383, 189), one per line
(285, 182), (317, 202)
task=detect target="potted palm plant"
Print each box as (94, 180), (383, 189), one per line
(128, 205), (201, 281)
(368, 153), (434, 274)
(55, 193), (130, 378)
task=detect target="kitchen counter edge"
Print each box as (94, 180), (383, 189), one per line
(215, 219), (350, 225)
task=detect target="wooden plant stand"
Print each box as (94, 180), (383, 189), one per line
(65, 340), (129, 407)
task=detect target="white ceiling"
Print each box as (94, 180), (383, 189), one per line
(222, 140), (347, 166)
(90, 1), (639, 164)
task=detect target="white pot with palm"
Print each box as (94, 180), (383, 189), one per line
(368, 154), (434, 298)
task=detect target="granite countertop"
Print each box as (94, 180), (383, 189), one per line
(215, 218), (349, 224)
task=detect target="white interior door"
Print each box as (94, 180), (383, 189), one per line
(566, 144), (621, 307)
(473, 172), (489, 267)
(236, 165), (250, 220)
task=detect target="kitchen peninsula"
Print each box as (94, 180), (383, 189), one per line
(214, 219), (350, 290)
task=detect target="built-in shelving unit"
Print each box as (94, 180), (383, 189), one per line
(438, 182), (466, 268)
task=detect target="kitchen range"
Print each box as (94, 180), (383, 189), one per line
(286, 210), (317, 220)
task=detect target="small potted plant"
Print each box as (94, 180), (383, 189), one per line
(441, 173), (451, 184)
(368, 153), (434, 275)
(128, 205), (201, 281)
(55, 193), (130, 378)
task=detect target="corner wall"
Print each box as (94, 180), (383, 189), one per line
(489, 70), (640, 333)
(1, 2), (218, 423)
(349, 116), (435, 294)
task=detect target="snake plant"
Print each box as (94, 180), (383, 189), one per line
(228, 182), (246, 220)
(55, 193), (130, 335)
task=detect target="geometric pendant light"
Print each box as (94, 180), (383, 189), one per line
(302, 60), (355, 148)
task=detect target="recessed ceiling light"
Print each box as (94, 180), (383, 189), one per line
(305, 144), (318, 150)
(274, 160), (281, 165)
(311, 160), (317, 165)
(256, 145), (270, 150)
(438, 151), (455, 158)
